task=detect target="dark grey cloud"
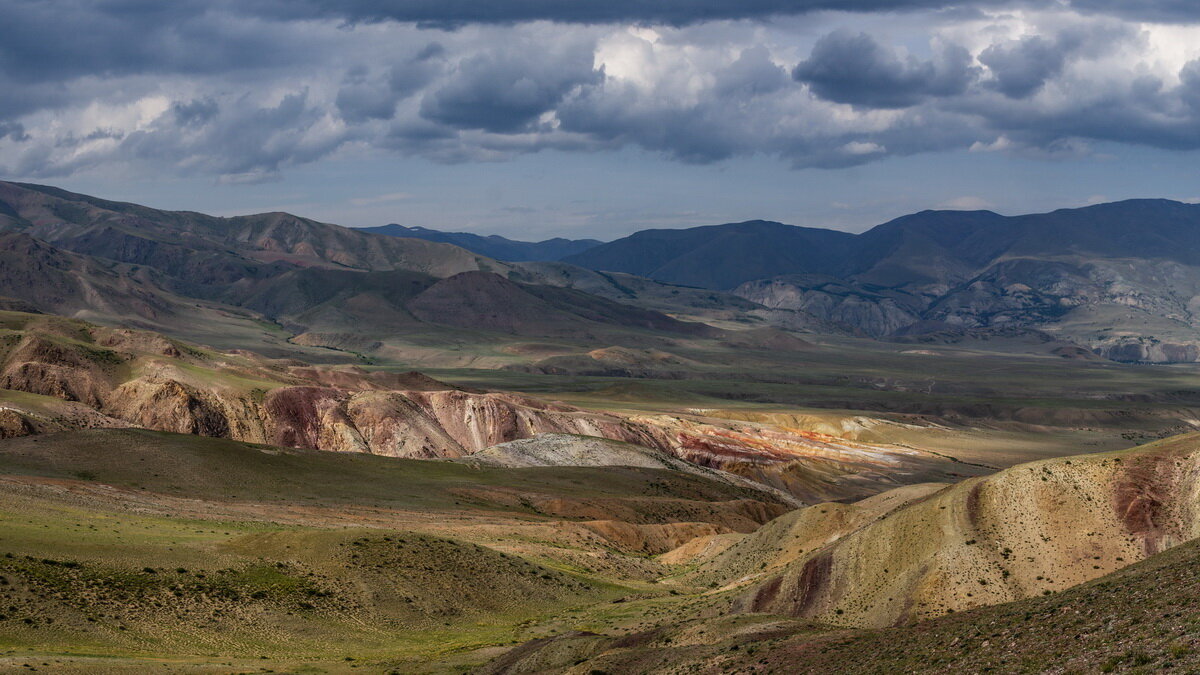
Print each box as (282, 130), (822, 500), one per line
(245, 0), (989, 27)
(241, 0), (1200, 27)
(713, 46), (789, 99)
(1069, 0), (1200, 23)
(957, 57), (1200, 153)
(1182, 60), (1200, 112)
(11, 90), (351, 181)
(552, 45), (798, 164)
(419, 41), (602, 133)
(138, 91), (349, 177)
(4, 0), (1200, 184)
(0, 122), (29, 142)
(793, 30), (978, 108)
(979, 23), (1137, 99)
(1, 0), (1190, 39)
(979, 36), (1067, 98)
(0, 77), (77, 122)
(0, 1), (316, 84)
(172, 98), (220, 127)
(558, 94), (744, 164)
(335, 45), (446, 123)
(392, 43), (447, 92)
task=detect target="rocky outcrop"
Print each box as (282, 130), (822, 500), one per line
(341, 391), (465, 458)
(736, 277), (923, 338)
(262, 386), (365, 453)
(260, 388), (664, 459)
(104, 377), (262, 440)
(467, 433), (696, 470)
(0, 394), (128, 439)
(94, 329), (185, 358)
(630, 414), (988, 504)
(0, 408), (35, 438)
(1092, 336), (1200, 363)
(0, 334), (118, 407)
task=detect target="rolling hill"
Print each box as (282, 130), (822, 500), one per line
(562, 220), (856, 290)
(484, 532), (1200, 674)
(0, 427), (788, 672)
(482, 432), (1200, 673)
(15, 180), (1200, 364)
(0, 181), (501, 279)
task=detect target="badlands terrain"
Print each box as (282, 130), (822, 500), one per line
(0, 183), (1199, 672)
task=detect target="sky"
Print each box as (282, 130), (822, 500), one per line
(2, 1), (1200, 240)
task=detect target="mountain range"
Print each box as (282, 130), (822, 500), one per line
(562, 202), (1200, 361)
(0, 181), (723, 362)
(4, 180), (1200, 364)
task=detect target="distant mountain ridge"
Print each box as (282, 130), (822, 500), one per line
(563, 201), (1200, 290)
(5, 180), (1200, 363)
(562, 220), (855, 289)
(563, 201), (1200, 362)
(360, 223), (602, 262)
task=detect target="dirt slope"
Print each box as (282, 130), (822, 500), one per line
(479, 434), (1200, 673)
(484, 522), (1200, 675)
(724, 433), (1200, 628)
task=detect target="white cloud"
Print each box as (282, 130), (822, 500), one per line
(843, 141), (885, 155)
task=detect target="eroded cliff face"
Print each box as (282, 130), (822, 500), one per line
(735, 278), (922, 338)
(1, 367), (979, 502)
(1091, 336), (1200, 363)
(257, 388), (659, 458)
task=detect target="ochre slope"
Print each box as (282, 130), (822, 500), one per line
(727, 433), (1200, 628)
(483, 534), (1200, 674)
(677, 482), (947, 579)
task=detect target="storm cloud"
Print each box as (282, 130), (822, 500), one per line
(419, 39), (603, 133)
(793, 31), (979, 108)
(242, 0), (990, 27)
(242, 0), (1200, 27)
(3, 0), (1200, 183)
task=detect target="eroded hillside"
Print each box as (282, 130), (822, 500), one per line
(676, 433), (1200, 628)
(480, 433), (1200, 673)
(0, 310), (987, 504)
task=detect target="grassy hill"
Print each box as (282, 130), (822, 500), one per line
(0, 428), (787, 672)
